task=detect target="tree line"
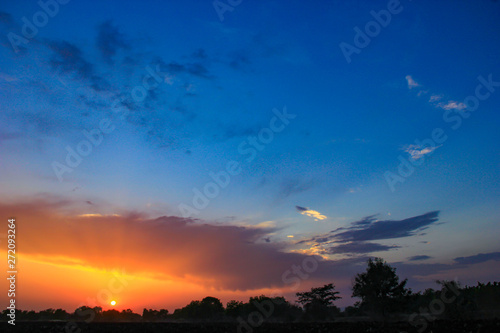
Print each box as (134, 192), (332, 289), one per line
(4, 258), (500, 322)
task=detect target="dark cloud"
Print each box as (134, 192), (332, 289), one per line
(277, 178), (314, 200)
(328, 242), (400, 254)
(297, 211), (440, 256)
(47, 40), (111, 92)
(408, 255), (432, 261)
(228, 50), (251, 70)
(332, 211), (440, 243)
(89, 74), (111, 92)
(0, 11), (14, 27)
(453, 252), (500, 265)
(1, 199), (498, 296)
(165, 61), (212, 79)
(155, 56), (213, 79)
(96, 20), (129, 65)
(0, 11), (28, 55)
(295, 205), (307, 212)
(191, 48), (207, 60)
(48, 40), (93, 79)
(351, 215), (377, 227)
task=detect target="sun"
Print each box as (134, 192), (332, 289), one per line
(110, 300), (117, 306)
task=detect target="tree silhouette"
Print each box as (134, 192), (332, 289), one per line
(297, 283), (342, 307)
(296, 283), (342, 321)
(352, 257), (409, 318)
(199, 296), (224, 319)
(226, 300), (245, 317)
(173, 296), (224, 320)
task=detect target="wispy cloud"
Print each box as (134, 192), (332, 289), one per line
(453, 252), (500, 265)
(96, 20), (129, 65)
(429, 94), (443, 102)
(405, 75), (420, 89)
(436, 100), (466, 110)
(408, 255), (432, 261)
(332, 211), (440, 242)
(296, 205), (327, 221)
(277, 178), (315, 200)
(328, 242), (400, 255)
(297, 211), (440, 257)
(403, 144), (441, 160)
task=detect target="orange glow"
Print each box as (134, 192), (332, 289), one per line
(0, 249), (285, 313)
(0, 200), (325, 313)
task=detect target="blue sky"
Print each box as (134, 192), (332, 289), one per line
(0, 0), (499, 310)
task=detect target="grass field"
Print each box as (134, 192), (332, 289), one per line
(2, 319), (500, 333)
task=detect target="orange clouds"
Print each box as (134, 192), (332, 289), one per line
(0, 199), (332, 294)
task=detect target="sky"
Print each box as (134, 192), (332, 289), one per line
(0, 0), (499, 313)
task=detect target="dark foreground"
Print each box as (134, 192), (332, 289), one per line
(2, 320), (500, 333)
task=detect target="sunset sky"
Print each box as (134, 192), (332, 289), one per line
(1, 0), (499, 313)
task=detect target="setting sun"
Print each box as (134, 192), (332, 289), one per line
(110, 300), (117, 306)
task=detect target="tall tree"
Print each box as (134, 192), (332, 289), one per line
(352, 257), (409, 318)
(296, 283), (342, 321)
(296, 283), (341, 307)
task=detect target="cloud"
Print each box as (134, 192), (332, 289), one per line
(48, 40), (94, 79)
(1, 199), (498, 306)
(0, 11), (26, 53)
(436, 101), (466, 110)
(405, 75), (420, 89)
(0, 11), (14, 26)
(228, 50), (252, 70)
(300, 211), (440, 251)
(408, 255), (432, 261)
(296, 205), (327, 221)
(277, 178), (314, 200)
(429, 94), (443, 102)
(0, 199), (340, 291)
(96, 20), (129, 65)
(47, 40), (110, 92)
(191, 48), (208, 60)
(157, 59), (213, 79)
(332, 211), (440, 242)
(453, 252), (500, 265)
(297, 212), (438, 257)
(328, 242), (400, 254)
(403, 144), (441, 160)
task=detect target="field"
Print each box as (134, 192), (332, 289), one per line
(2, 319), (500, 333)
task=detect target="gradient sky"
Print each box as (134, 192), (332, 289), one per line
(1, 0), (499, 312)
